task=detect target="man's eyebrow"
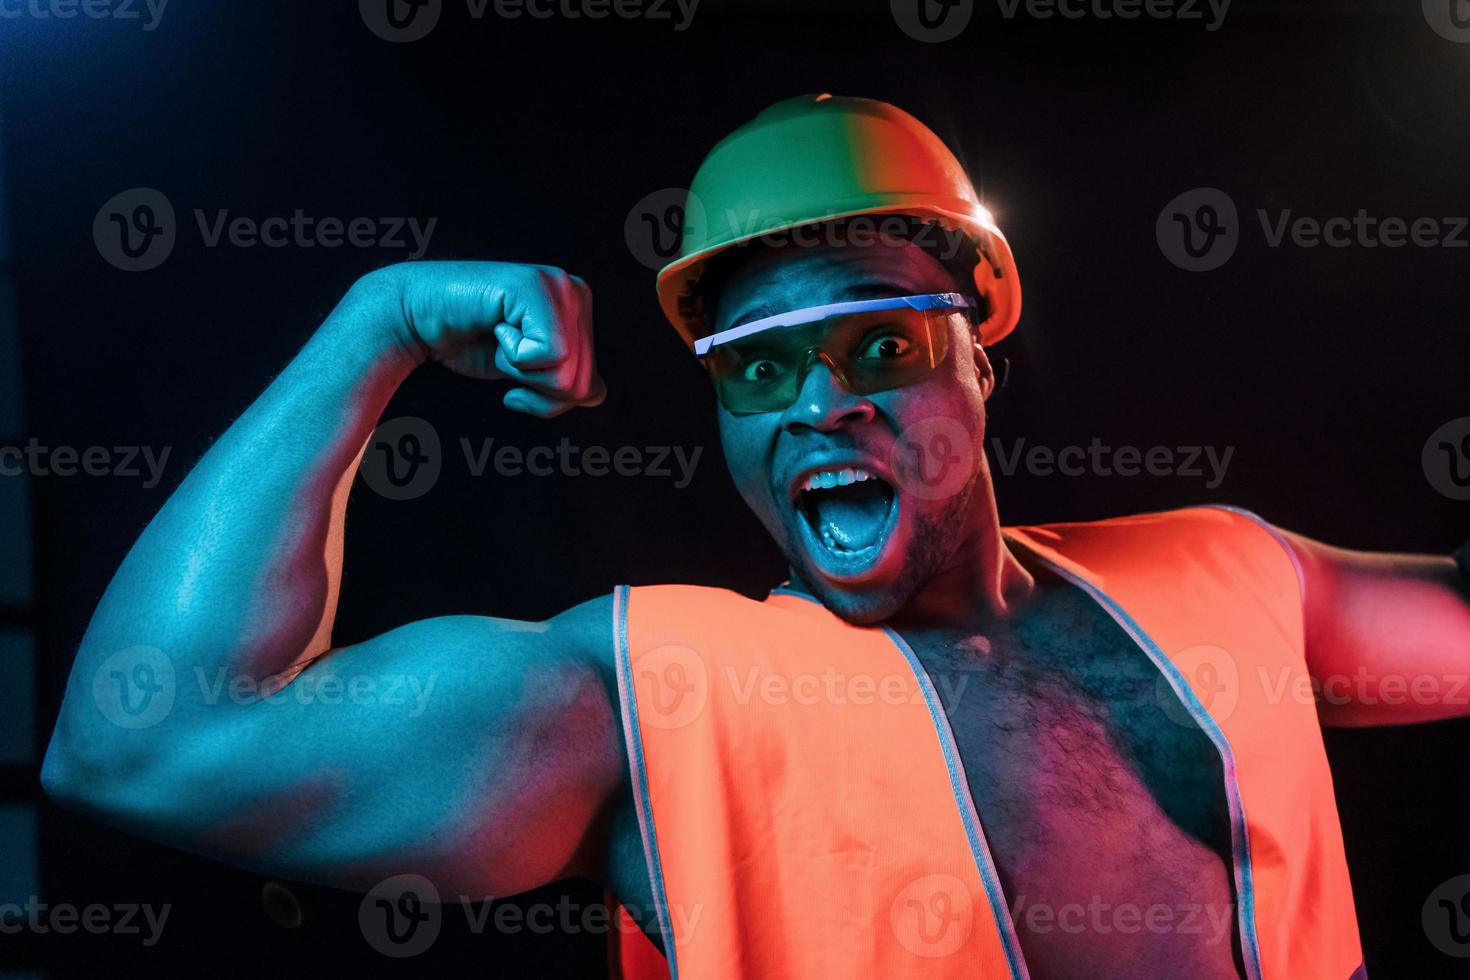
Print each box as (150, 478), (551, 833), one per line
(728, 304), (780, 329)
(725, 283), (916, 329)
(839, 282), (914, 302)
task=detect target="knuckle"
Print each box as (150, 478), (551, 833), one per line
(530, 264), (568, 286)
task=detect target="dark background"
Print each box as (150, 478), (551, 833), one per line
(2, 0), (1468, 976)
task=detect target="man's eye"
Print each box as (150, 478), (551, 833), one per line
(742, 359), (782, 382)
(859, 333), (913, 360)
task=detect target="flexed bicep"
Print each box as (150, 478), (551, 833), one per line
(52, 598), (625, 899)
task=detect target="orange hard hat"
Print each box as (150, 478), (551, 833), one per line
(656, 93), (1021, 350)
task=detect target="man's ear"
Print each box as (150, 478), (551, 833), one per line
(972, 333), (997, 401)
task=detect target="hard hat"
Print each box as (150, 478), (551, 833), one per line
(656, 93), (1021, 349)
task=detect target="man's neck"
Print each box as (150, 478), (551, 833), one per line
(890, 525), (1035, 632)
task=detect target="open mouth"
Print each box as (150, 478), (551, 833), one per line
(793, 466), (899, 579)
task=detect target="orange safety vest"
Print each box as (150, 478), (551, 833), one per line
(609, 506), (1366, 979)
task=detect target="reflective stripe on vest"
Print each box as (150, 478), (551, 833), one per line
(611, 506), (1364, 979)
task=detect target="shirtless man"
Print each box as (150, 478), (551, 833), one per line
(42, 95), (1470, 979)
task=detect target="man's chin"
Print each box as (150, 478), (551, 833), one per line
(802, 581), (907, 626)
(785, 548), (915, 626)
(779, 504), (956, 626)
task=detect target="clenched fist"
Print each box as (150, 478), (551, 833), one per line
(352, 261), (606, 418)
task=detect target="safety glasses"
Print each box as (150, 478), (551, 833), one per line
(696, 293), (974, 415)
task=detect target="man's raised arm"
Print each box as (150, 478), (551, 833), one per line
(40, 262), (621, 897)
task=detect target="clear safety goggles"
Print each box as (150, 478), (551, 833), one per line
(695, 293), (974, 415)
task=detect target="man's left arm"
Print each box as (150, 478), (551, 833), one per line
(1277, 529), (1470, 727)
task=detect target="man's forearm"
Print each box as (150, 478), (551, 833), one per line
(47, 273), (422, 775)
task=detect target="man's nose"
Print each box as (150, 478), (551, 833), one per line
(780, 357), (876, 433)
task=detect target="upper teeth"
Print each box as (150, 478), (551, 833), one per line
(802, 468), (874, 493)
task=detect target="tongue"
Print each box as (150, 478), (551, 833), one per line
(811, 483), (890, 552)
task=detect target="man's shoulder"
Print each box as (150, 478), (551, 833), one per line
(548, 584), (774, 669)
(618, 583), (783, 637)
(1007, 503), (1304, 603)
(1007, 502), (1276, 537)
(1006, 502), (1293, 557)
(621, 581), (771, 607)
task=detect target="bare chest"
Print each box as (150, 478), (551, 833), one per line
(893, 580), (1244, 978)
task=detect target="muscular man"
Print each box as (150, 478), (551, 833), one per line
(42, 95), (1470, 979)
